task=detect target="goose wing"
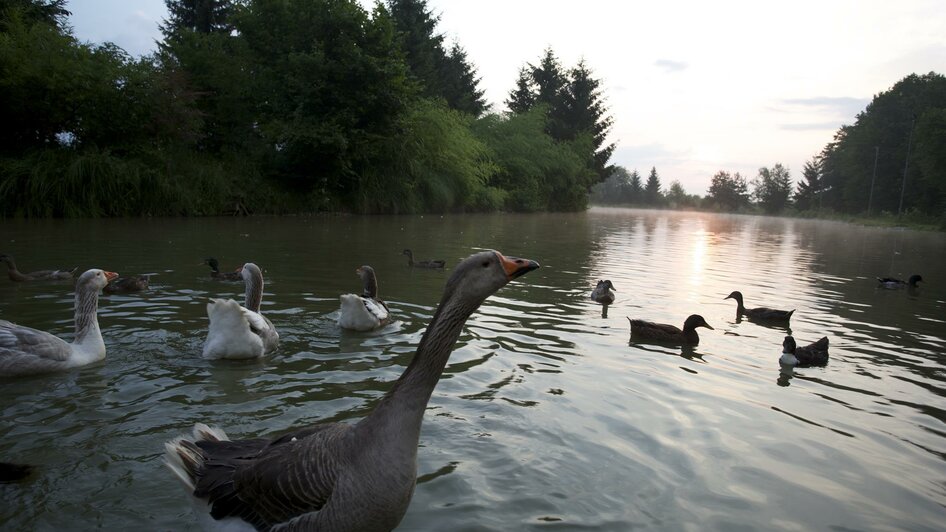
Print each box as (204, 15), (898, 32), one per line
(241, 308), (279, 353)
(0, 320), (71, 361)
(363, 297), (390, 322)
(193, 423), (350, 529)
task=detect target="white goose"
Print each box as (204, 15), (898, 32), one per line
(338, 265), (391, 331)
(165, 250), (539, 531)
(202, 263), (278, 360)
(0, 269), (117, 377)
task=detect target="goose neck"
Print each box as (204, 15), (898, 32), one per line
(359, 296), (478, 438)
(245, 273), (263, 313)
(73, 285), (103, 348)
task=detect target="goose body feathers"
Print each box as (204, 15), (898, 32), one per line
(0, 269), (117, 376)
(202, 263), (278, 360)
(167, 251), (540, 531)
(338, 265), (391, 331)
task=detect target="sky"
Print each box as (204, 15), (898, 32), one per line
(67, 0), (946, 194)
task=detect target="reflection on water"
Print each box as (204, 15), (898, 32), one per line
(1, 208), (945, 530)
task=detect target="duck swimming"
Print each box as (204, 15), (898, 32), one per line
(628, 314), (713, 345)
(0, 254), (76, 282)
(590, 280), (616, 305)
(724, 291), (794, 321)
(877, 274), (922, 289)
(402, 249), (445, 269)
(779, 335), (829, 366)
(103, 275), (150, 294)
(165, 251), (539, 531)
(202, 263), (278, 360)
(338, 265), (391, 331)
(0, 269), (117, 376)
(203, 257), (242, 281)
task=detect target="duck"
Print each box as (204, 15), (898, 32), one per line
(724, 291), (794, 321)
(627, 314), (714, 345)
(590, 279), (616, 305)
(203, 257), (242, 281)
(0, 462), (33, 482)
(165, 250), (539, 531)
(877, 274), (922, 289)
(103, 275), (150, 294)
(0, 253), (76, 282)
(0, 269), (118, 377)
(338, 265), (391, 331)
(402, 249), (445, 269)
(202, 263), (278, 359)
(779, 335), (829, 367)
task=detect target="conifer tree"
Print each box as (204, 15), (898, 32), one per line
(644, 167), (663, 205)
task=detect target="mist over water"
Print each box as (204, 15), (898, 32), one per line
(1, 208), (944, 530)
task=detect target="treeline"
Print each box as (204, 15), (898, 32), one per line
(0, 0), (613, 217)
(593, 72), (946, 225)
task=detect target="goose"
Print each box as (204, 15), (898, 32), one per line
(590, 280), (616, 305)
(724, 291), (794, 321)
(0, 462), (33, 482)
(779, 335), (829, 366)
(165, 250), (539, 531)
(202, 262), (278, 360)
(0, 269), (117, 377)
(402, 249), (445, 269)
(628, 314), (713, 345)
(877, 274), (922, 289)
(338, 265), (391, 331)
(203, 257), (242, 281)
(0, 253), (76, 282)
(103, 275), (150, 294)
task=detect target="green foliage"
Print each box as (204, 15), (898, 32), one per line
(474, 107), (594, 211)
(706, 170), (750, 211)
(666, 180), (699, 208)
(793, 157), (822, 211)
(751, 163), (792, 213)
(817, 72), (946, 216)
(644, 167), (663, 205)
(358, 99), (499, 213)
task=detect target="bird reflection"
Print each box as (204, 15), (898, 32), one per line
(601, 305), (609, 318)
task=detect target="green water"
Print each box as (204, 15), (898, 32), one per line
(1, 208), (944, 530)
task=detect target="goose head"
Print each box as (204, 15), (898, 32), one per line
(77, 269), (119, 294)
(239, 262), (263, 282)
(356, 265), (379, 297)
(683, 314), (713, 331)
(441, 251), (539, 307)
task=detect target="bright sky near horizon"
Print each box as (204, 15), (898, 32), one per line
(67, 0), (946, 194)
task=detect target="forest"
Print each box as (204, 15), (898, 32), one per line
(0, 0), (613, 216)
(592, 72), (946, 227)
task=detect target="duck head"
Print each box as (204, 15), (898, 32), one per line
(683, 314), (713, 331)
(909, 274), (923, 286)
(779, 336), (799, 365)
(724, 291), (744, 305)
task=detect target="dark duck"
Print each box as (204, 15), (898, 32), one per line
(725, 291), (794, 321)
(590, 280), (616, 305)
(877, 274), (922, 289)
(203, 257), (242, 281)
(627, 314), (714, 345)
(779, 335), (829, 367)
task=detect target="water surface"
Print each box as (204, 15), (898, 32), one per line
(1, 208), (944, 530)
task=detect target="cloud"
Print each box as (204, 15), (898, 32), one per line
(780, 96), (869, 119)
(779, 122), (845, 131)
(653, 59), (687, 73)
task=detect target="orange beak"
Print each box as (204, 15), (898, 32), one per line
(497, 252), (540, 280)
(104, 271), (119, 282)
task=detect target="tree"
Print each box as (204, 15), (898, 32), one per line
(558, 59), (614, 180)
(0, 0), (69, 29)
(793, 157), (822, 211)
(706, 170), (750, 211)
(644, 166), (663, 205)
(505, 67), (535, 115)
(162, 0), (234, 39)
(628, 169), (643, 202)
(440, 43), (487, 116)
(752, 163), (792, 213)
(666, 180), (696, 208)
(386, 0), (443, 98)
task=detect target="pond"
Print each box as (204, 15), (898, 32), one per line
(1, 208), (944, 530)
